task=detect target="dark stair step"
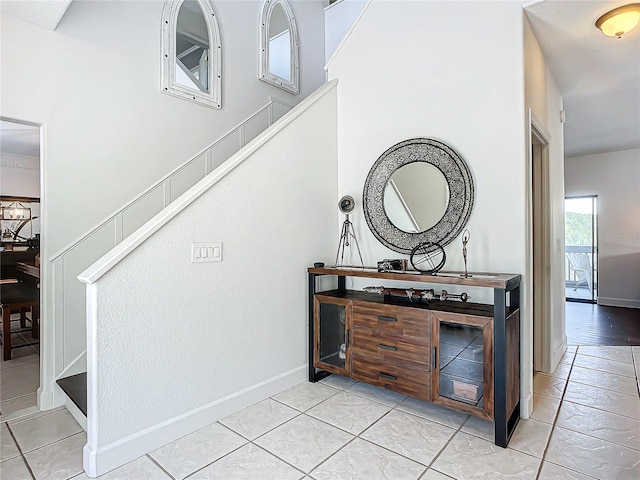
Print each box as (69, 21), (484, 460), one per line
(56, 372), (87, 416)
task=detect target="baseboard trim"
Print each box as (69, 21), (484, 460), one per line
(83, 365), (306, 478)
(550, 335), (568, 371)
(520, 392), (533, 419)
(597, 297), (640, 309)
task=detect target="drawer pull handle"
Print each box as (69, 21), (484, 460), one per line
(378, 316), (397, 323)
(378, 344), (397, 351)
(378, 372), (397, 381)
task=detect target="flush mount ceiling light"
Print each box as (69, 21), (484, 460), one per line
(595, 3), (640, 38)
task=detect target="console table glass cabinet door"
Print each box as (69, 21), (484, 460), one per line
(313, 295), (351, 377)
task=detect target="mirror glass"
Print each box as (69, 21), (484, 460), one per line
(383, 163), (449, 233)
(362, 138), (475, 254)
(268, 4), (291, 81)
(175, 0), (210, 93)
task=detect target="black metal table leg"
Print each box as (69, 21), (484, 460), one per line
(308, 273), (317, 382)
(494, 287), (508, 447)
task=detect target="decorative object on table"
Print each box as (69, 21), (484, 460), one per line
(335, 195), (364, 268)
(363, 285), (470, 303)
(410, 242), (446, 275)
(377, 258), (408, 272)
(362, 138), (475, 254)
(461, 229), (472, 278)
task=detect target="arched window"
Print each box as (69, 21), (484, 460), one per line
(161, 0), (222, 108)
(259, 0), (299, 94)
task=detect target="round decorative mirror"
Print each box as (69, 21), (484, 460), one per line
(383, 162), (449, 233)
(363, 138), (474, 254)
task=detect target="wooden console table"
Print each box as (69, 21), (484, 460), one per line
(308, 266), (521, 447)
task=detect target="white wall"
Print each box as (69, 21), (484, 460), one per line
(565, 149), (640, 308)
(1, 0), (326, 257)
(0, 0), (326, 407)
(523, 15), (566, 377)
(0, 153), (40, 198)
(328, 0), (532, 412)
(82, 84), (338, 476)
(324, 0), (367, 63)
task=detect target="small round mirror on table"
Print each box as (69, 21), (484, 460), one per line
(363, 138), (475, 254)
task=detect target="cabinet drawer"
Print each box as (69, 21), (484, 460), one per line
(351, 327), (430, 368)
(353, 302), (430, 339)
(351, 354), (430, 401)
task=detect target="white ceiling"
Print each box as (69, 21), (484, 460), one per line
(1, 1), (637, 159)
(525, 0), (640, 157)
(0, 120), (40, 158)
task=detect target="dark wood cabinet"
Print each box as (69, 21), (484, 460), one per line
(308, 267), (521, 448)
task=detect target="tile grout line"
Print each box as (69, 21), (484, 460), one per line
(145, 453), (178, 480)
(6, 422), (37, 480)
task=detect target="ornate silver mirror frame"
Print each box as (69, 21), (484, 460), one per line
(161, 0), (222, 109)
(363, 138), (475, 254)
(259, 0), (299, 95)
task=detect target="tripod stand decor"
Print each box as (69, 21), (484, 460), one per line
(335, 195), (364, 268)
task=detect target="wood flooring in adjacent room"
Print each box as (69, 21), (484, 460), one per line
(566, 301), (640, 345)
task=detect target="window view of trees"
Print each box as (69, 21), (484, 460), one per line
(565, 212), (593, 246)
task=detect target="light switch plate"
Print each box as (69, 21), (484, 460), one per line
(191, 242), (222, 263)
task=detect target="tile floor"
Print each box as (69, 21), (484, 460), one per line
(1, 345), (639, 479)
(1, 314), (40, 420)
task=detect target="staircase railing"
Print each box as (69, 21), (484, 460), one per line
(50, 98), (293, 377)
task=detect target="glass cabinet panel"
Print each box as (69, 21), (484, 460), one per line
(314, 296), (351, 376)
(433, 312), (493, 419)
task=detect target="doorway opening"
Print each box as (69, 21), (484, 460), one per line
(564, 196), (598, 303)
(530, 118), (551, 374)
(0, 118), (42, 420)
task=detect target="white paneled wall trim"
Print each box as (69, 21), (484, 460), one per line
(48, 97), (295, 384)
(79, 80), (336, 284)
(50, 97), (294, 262)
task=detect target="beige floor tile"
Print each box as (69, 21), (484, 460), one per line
(0, 348), (39, 370)
(346, 382), (406, 407)
(1, 424), (21, 462)
(507, 418), (552, 458)
(306, 391), (390, 435)
(361, 409), (456, 466)
(0, 393), (38, 418)
(420, 470), (455, 480)
(460, 415), (494, 442)
(255, 413), (353, 473)
(271, 381), (339, 412)
(318, 375), (356, 390)
(0, 456), (33, 480)
(569, 365), (639, 396)
(533, 373), (567, 399)
(25, 432), (86, 480)
(548, 362), (571, 379)
(396, 397), (469, 429)
(188, 443), (302, 480)
(564, 381), (640, 419)
(0, 362), (39, 385)
(545, 426), (640, 479)
(220, 398), (298, 440)
(530, 393), (561, 424)
(311, 438), (425, 480)
(538, 461), (597, 479)
(71, 456), (170, 479)
(149, 422), (246, 479)
(573, 354), (636, 378)
(11, 408), (83, 453)
(577, 346), (634, 364)
(556, 400), (640, 450)
(0, 372), (39, 402)
(431, 431), (540, 480)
